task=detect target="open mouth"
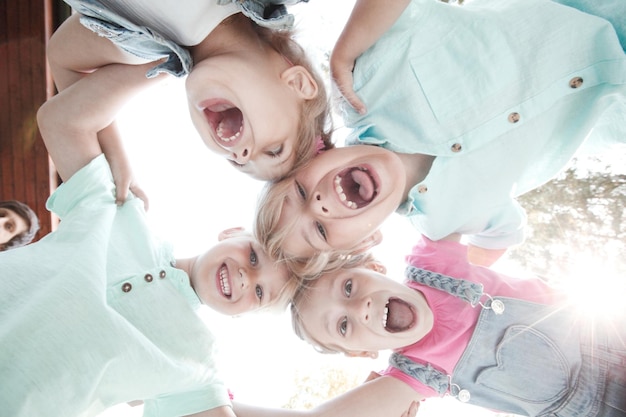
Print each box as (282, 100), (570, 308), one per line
(383, 297), (415, 333)
(334, 167), (379, 209)
(217, 263), (232, 298)
(203, 102), (244, 145)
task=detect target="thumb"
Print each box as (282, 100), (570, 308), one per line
(333, 70), (366, 115)
(130, 183), (150, 211)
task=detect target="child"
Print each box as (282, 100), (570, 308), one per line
(255, 0), (626, 271)
(0, 200), (39, 251)
(234, 236), (626, 417)
(0, 59), (297, 417)
(47, 0), (332, 184)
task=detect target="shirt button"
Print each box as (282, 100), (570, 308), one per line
(569, 76), (583, 88)
(508, 112), (520, 123)
(144, 274), (153, 283)
(450, 143), (462, 153)
(418, 185), (428, 194)
(159, 270), (167, 279)
(121, 282), (132, 293)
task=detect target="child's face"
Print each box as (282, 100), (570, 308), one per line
(0, 208), (28, 246)
(190, 233), (291, 315)
(185, 55), (314, 181)
(297, 267), (434, 354)
(278, 146), (406, 257)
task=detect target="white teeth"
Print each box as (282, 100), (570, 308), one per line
(216, 120), (243, 142)
(219, 265), (231, 296)
(334, 175), (358, 210)
(382, 304), (389, 329)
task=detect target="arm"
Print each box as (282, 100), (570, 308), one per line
(47, 13), (159, 204)
(37, 61), (165, 182)
(467, 245), (507, 267)
(331, 0), (410, 114)
(234, 375), (422, 417)
(187, 405), (236, 417)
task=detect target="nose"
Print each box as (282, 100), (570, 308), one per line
(231, 147), (251, 165)
(352, 297), (371, 323)
(312, 192), (330, 215)
(238, 267), (250, 290)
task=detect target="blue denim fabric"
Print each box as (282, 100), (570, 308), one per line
(63, 0), (308, 78)
(392, 267), (626, 416)
(217, 0), (309, 31)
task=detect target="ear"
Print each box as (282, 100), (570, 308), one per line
(282, 66), (318, 100)
(345, 350), (379, 359)
(218, 227), (246, 241)
(352, 229), (383, 253)
(364, 260), (387, 275)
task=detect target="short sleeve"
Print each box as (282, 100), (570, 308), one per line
(466, 199), (527, 250)
(142, 383), (231, 417)
(46, 154), (116, 220)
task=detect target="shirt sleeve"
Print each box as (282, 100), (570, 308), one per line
(46, 154), (116, 220)
(142, 383), (232, 417)
(466, 199), (527, 250)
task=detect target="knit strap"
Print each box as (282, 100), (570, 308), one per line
(389, 352), (450, 396)
(404, 265), (484, 306)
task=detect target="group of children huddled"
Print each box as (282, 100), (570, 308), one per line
(1, 0), (625, 416)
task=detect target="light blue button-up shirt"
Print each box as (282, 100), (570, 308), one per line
(344, 0), (626, 249)
(0, 156), (230, 417)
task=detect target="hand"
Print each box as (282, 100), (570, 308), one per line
(330, 46), (367, 115)
(402, 401), (420, 417)
(108, 156), (150, 210)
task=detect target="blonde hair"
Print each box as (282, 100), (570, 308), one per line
(254, 177), (377, 280)
(253, 24), (334, 180)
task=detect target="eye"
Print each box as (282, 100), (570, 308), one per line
(315, 221), (327, 241)
(295, 181), (306, 200)
(255, 285), (264, 301)
(339, 317), (348, 336)
(249, 246), (258, 266)
(265, 145), (283, 158)
(343, 279), (352, 297)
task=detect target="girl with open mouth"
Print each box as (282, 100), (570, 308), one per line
(255, 0), (626, 275)
(234, 235), (626, 417)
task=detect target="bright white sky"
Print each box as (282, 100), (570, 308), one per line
(94, 1), (626, 416)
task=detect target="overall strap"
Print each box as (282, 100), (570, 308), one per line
(404, 266), (484, 306)
(393, 266), (504, 398)
(389, 352), (450, 396)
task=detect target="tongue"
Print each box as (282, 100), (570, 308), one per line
(386, 298), (414, 333)
(351, 169), (375, 201)
(218, 107), (243, 138)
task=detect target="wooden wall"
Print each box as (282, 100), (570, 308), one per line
(0, 0), (68, 240)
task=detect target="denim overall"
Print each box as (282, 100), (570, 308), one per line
(390, 266), (626, 416)
(63, 0), (308, 78)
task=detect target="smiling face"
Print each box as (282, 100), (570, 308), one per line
(185, 52), (318, 180)
(295, 267), (434, 354)
(0, 208), (28, 247)
(277, 146), (407, 257)
(189, 233), (291, 315)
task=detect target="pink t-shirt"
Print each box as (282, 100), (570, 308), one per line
(381, 236), (565, 397)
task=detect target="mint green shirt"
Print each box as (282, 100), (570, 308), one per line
(0, 155), (230, 417)
(344, 0), (626, 249)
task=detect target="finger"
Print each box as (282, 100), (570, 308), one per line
(363, 371), (381, 383)
(115, 180), (131, 206)
(130, 184), (150, 211)
(333, 71), (366, 115)
(408, 401), (419, 417)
